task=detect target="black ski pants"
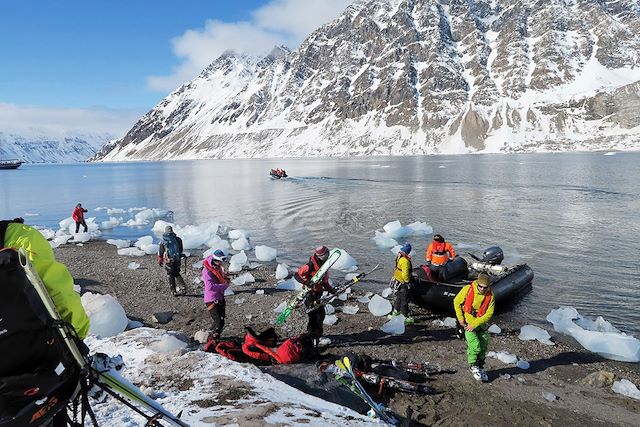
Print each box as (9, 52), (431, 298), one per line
(74, 220), (88, 233)
(165, 259), (184, 293)
(207, 299), (226, 339)
(392, 281), (411, 317)
(304, 293), (325, 339)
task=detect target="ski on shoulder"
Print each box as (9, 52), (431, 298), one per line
(306, 264), (381, 314)
(275, 249), (342, 325)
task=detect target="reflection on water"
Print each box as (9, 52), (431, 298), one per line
(2, 152), (639, 335)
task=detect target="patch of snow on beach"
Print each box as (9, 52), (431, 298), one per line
(85, 328), (372, 426)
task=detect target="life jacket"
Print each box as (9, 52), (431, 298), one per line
(0, 220), (84, 425)
(428, 241), (455, 266)
(294, 255), (328, 294)
(462, 283), (493, 317)
(241, 330), (276, 363)
(204, 258), (227, 284)
(162, 233), (181, 262)
(393, 253), (412, 284)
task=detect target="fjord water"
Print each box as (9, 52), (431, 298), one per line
(2, 153), (639, 335)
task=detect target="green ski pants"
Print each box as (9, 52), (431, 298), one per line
(465, 328), (489, 367)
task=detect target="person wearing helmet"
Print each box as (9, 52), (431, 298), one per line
(453, 273), (495, 382)
(390, 243), (414, 325)
(425, 233), (457, 281)
(202, 249), (229, 341)
(293, 246), (337, 348)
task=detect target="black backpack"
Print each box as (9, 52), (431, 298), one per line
(0, 220), (85, 426)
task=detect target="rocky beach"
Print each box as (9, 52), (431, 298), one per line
(56, 241), (640, 426)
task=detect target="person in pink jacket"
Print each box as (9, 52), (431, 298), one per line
(202, 250), (229, 340)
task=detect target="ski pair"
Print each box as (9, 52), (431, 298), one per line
(305, 264), (381, 314)
(371, 360), (457, 376)
(18, 248), (190, 427)
(334, 357), (399, 426)
(275, 249), (342, 325)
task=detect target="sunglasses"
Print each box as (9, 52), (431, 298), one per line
(477, 284), (489, 290)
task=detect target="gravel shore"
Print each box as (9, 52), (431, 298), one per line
(56, 241), (640, 426)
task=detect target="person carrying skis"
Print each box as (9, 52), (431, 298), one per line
(202, 250), (229, 341)
(453, 273), (495, 382)
(1, 217), (90, 424)
(390, 243), (414, 324)
(294, 246), (337, 347)
(72, 203), (89, 233)
(157, 225), (186, 296)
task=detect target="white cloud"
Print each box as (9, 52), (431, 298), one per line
(147, 0), (354, 92)
(0, 102), (141, 138)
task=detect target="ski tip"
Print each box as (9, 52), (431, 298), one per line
(335, 359), (346, 371)
(343, 356), (351, 370)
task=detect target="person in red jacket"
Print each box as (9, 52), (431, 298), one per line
(294, 246), (337, 348)
(71, 203), (88, 233)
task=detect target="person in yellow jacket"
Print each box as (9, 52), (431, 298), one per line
(453, 273), (495, 382)
(2, 218), (90, 339)
(390, 243), (414, 325)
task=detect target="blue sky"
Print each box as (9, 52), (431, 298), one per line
(0, 0), (352, 135)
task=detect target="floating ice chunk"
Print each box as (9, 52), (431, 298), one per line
(81, 293), (128, 338)
(488, 324), (502, 334)
(390, 244), (413, 257)
(546, 306), (640, 362)
(276, 278), (302, 291)
(228, 229), (250, 240)
(230, 250), (248, 267)
(107, 239), (130, 249)
(368, 295), (392, 316)
(255, 290), (264, 295)
(100, 217), (122, 229)
(612, 379), (640, 400)
(204, 236), (231, 255)
(127, 262), (140, 270)
(107, 208), (126, 215)
(117, 247), (146, 257)
(382, 315), (405, 335)
(224, 288), (235, 296)
(341, 305), (359, 315)
(275, 264), (289, 280)
(274, 302), (287, 313)
(356, 295), (371, 304)
(519, 325), (554, 345)
(381, 287), (393, 298)
(373, 231), (398, 248)
(232, 237), (252, 251)
(150, 334), (187, 354)
(255, 245), (277, 261)
(542, 392), (557, 402)
(381, 220), (432, 239)
(487, 351), (518, 364)
(324, 315), (338, 325)
(331, 249), (358, 272)
(325, 304), (335, 315)
(135, 236), (153, 247)
(517, 359), (530, 370)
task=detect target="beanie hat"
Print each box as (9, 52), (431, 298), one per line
(477, 273), (491, 287)
(400, 243), (412, 255)
(433, 234), (444, 243)
(212, 249), (227, 262)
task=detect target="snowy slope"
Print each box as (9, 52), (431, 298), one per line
(96, 0), (640, 161)
(0, 131), (114, 163)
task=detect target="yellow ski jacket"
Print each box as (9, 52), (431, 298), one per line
(453, 282), (495, 330)
(4, 222), (90, 339)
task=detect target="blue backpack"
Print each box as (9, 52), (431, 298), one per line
(162, 234), (181, 261)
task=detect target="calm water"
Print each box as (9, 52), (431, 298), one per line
(2, 153), (639, 335)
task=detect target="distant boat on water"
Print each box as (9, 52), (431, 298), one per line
(0, 159), (23, 169)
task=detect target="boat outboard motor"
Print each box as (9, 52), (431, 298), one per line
(482, 247), (504, 265)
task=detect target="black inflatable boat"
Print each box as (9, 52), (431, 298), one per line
(410, 246), (534, 313)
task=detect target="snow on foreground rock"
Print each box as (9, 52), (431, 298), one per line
(85, 328), (373, 426)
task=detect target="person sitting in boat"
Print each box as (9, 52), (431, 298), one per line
(453, 273), (494, 383)
(425, 233), (456, 280)
(390, 243), (414, 325)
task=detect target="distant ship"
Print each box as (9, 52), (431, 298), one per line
(0, 159), (23, 169)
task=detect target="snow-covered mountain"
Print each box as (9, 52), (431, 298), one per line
(96, 0), (640, 161)
(0, 131), (114, 163)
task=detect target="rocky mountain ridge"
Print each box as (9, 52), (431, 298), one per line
(95, 0), (640, 161)
(1, 131), (114, 163)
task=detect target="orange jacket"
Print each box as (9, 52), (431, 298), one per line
(425, 241), (456, 265)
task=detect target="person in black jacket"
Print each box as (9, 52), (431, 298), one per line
(157, 225), (185, 296)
